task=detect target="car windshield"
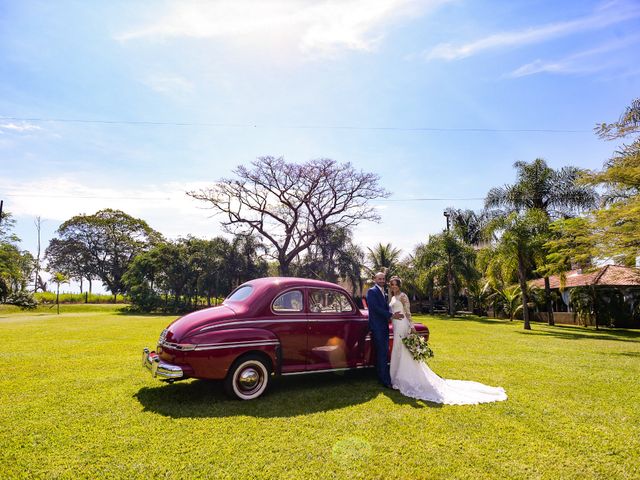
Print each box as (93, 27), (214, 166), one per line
(225, 285), (253, 302)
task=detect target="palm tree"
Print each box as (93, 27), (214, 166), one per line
(485, 158), (597, 217)
(337, 243), (366, 297)
(366, 243), (402, 279)
(569, 286), (597, 328)
(477, 243), (518, 291)
(51, 271), (69, 315)
(486, 209), (548, 329)
(413, 242), (446, 315)
(492, 285), (523, 321)
(485, 158), (598, 326)
(414, 233), (478, 317)
(294, 227), (365, 293)
(466, 281), (493, 316)
(445, 208), (490, 247)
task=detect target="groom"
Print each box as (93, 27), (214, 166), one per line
(367, 272), (401, 388)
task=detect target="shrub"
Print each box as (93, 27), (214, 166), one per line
(126, 285), (162, 313)
(6, 291), (38, 310)
(34, 292), (127, 304)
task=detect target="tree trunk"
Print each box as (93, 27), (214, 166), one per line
(518, 255), (531, 330)
(544, 276), (555, 326)
(592, 286), (599, 330)
(447, 255), (455, 317)
(34, 216), (41, 293)
(279, 259), (290, 276)
(56, 284), (60, 315)
(428, 291), (434, 315)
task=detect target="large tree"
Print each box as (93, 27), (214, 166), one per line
(542, 217), (597, 282)
(45, 238), (96, 294)
(585, 98), (640, 265)
(0, 243), (34, 300)
(52, 209), (160, 300)
(445, 208), (490, 247)
(123, 239), (196, 312)
(540, 99), (640, 283)
(187, 156), (388, 275)
(0, 210), (35, 302)
(293, 226), (364, 291)
(123, 234), (268, 312)
(485, 158), (597, 325)
(0, 209), (19, 244)
(485, 209), (548, 330)
(485, 158), (597, 218)
(413, 232), (478, 317)
(188, 237), (233, 306)
(227, 234), (269, 287)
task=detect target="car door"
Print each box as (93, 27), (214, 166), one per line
(269, 288), (308, 374)
(306, 287), (369, 371)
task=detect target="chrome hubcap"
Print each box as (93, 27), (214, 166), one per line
(238, 367), (261, 391)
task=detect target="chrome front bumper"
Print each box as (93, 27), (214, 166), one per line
(142, 347), (184, 380)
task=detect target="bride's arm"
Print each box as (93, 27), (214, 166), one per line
(399, 293), (416, 331)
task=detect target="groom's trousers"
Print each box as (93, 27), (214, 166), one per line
(369, 322), (391, 386)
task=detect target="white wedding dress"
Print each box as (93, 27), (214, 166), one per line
(390, 293), (507, 405)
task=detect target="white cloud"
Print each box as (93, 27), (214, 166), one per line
(0, 122), (42, 133)
(117, 0), (445, 57)
(509, 34), (640, 77)
(0, 177), (223, 240)
(425, 0), (640, 61)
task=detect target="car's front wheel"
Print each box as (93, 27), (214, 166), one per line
(224, 354), (271, 400)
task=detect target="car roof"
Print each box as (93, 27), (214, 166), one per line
(224, 277), (353, 315)
(241, 277), (346, 291)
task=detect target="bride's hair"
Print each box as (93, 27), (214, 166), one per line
(389, 276), (402, 288)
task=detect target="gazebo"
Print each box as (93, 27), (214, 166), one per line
(529, 265), (640, 327)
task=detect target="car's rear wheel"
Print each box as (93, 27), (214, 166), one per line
(224, 354), (271, 400)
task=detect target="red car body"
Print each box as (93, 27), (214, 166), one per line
(142, 277), (429, 399)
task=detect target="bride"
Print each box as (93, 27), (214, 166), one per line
(388, 277), (507, 405)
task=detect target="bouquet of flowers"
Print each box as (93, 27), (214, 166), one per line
(402, 331), (434, 363)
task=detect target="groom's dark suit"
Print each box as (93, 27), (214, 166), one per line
(366, 284), (393, 387)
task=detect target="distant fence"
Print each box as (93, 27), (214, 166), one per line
(535, 312), (594, 326)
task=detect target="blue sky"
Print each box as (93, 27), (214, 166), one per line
(1, 0), (639, 290)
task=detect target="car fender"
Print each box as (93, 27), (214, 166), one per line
(163, 327), (281, 380)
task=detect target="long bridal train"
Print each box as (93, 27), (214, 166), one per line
(389, 294), (507, 405)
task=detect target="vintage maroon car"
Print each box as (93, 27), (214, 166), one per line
(142, 277), (429, 400)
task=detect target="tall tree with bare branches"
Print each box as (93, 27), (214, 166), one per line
(188, 156), (389, 275)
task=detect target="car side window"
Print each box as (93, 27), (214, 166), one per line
(308, 289), (354, 313)
(272, 290), (304, 313)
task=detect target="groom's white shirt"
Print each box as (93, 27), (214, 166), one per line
(375, 284), (385, 298)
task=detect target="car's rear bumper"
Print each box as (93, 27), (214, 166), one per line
(142, 347), (184, 380)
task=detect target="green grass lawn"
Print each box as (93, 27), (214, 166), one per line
(2, 306), (639, 479)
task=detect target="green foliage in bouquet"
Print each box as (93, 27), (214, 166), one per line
(401, 331), (434, 362)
